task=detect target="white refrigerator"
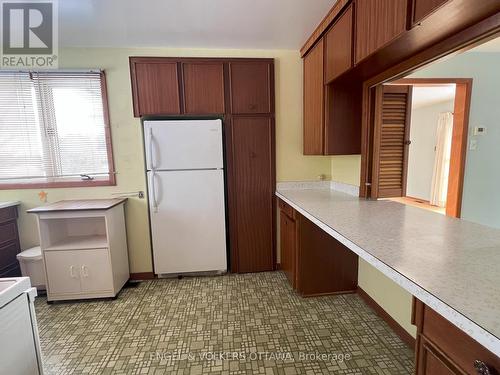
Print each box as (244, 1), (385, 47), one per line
(144, 119), (227, 275)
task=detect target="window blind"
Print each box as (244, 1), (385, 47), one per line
(0, 71), (112, 185)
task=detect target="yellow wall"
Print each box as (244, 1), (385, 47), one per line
(359, 260), (417, 336)
(331, 155), (361, 186)
(0, 47), (331, 273)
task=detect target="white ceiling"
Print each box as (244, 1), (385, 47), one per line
(467, 36), (500, 53)
(411, 86), (456, 109)
(58, 0), (337, 49)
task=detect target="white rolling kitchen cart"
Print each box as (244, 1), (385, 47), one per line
(28, 199), (129, 302)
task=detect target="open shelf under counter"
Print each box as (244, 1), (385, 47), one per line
(44, 235), (108, 251)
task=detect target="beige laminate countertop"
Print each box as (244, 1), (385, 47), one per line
(276, 184), (500, 356)
(27, 198), (127, 213)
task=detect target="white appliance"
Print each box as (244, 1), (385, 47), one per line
(144, 119), (227, 275)
(0, 277), (43, 375)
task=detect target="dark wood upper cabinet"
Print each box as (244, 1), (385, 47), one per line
(354, 0), (408, 64)
(324, 4), (354, 83)
(412, 0), (449, 25)
(231, 116), (275, 273)
(324, 81), (362, 155)
(182, 62), (225, 114)
(303, 33), (361, 156)
(303, 39), (325, 155)
(130, 60), (181, 117)
(229, 61), (272, 114)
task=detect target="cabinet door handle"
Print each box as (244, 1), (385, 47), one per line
(81, 265), (89, 278)
(70, 265), (77, 278)
(474, 360), (492, 375)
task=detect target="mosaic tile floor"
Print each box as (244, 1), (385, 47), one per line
(35, 272), (415, 374)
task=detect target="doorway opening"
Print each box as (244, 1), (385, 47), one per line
(377, 79), (472, 217)
(360, 25), (500, 221)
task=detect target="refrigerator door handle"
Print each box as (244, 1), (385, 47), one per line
(148, 127), (155, 170)
(151, 170), (159, 213)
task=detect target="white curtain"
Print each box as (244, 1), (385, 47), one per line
(430, 112), (454, 207)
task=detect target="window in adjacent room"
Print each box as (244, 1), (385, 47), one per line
(0, 70), (115, 188)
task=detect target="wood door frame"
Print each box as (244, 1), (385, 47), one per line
(389, 78), (473, 217)
(359, 14), (500, 200)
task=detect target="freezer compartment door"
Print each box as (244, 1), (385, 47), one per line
(144, 119), (223, 170)
(148, 169), (227, 274)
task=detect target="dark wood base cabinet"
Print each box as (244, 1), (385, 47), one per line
(0, 205), (21, 277)
(278, 199), (358, 296)
(278, 199), (298, 287)
(412, 299), (500, 375)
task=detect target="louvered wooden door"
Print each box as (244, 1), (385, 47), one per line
(372, 85), (412, 198)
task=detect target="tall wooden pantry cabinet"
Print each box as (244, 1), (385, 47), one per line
(129, 57), (276, 273)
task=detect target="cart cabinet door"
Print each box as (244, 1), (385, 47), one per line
(78, 249), (114, 293)
(44, 250), (82, 295)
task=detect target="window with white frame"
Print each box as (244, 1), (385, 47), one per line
(0, 70), (114, 188)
